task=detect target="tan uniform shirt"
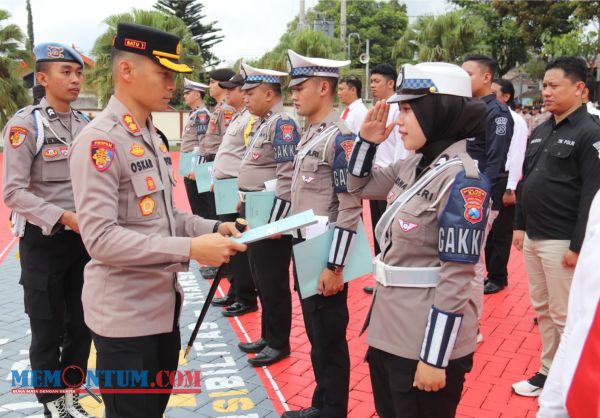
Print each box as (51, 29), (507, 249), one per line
(291, 110), (362, 267)
(238, 102), (298, 202)
(180, 105), (210, 153)
(348, 140), (484, 362)
(69, 96), (217, 338)
(2, 98), (88, 235)
(201, 100), (236, 157)
(213, 107), (251, 179)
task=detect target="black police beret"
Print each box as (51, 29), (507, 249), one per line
(219, 74), (245, 89)
(113, 23), (192, 73)
(209, 68), (236, 82)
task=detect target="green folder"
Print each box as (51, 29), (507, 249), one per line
(178, 152), (197, 177)
(231, 210), (318, 244)
(293, 220), (374, 299)
(245, 191), (276, 228)
(194, 162), (214, 193)
(214, 178), (239, 215)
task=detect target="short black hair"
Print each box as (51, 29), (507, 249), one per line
(586, 76), (596, 101)
(316, 77), (338, 97)
(35, 61), (51, 73)
(340, 76), (362, 98)
(370, 63), (397, 88)
(545, 56), (588, 84)
(493, 78), (516, 109)
(260, 82), (282, 96)
(463, 54), (497, 77)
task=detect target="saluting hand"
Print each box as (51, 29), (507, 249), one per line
(359, 100), (396, 144)
(189, 233), (247, 267)
(317, 268), (344, 297)
(59, 211), (80, 234)
(414, 360), (446, 392)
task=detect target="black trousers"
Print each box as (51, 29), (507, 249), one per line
(292, 238), (350, 418)
(19, 223), (91, 403)
(218, 213), (257, 306)
(247, 236), (292, 349)
(91, 294), (181, 418)
(485, 178), (515, 287)
(369, 200), (387, 254)
(368, 347), (473, 418)
(183, 177), (204, 217)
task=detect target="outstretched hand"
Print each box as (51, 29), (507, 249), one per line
(359, 100), (396, 144)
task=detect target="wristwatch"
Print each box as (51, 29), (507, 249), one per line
(326, 263), (344, 275)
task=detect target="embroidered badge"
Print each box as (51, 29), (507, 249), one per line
(59, 146), (69, 157)
(252, 152), (261, 160)
(223, 110), (234, 127)
(495, 116), (508, 135)
(198, 113), (209, 124)
(47, 45), (64, 59)
(398, 218), (419, 232)
(122, 114), (140, 134)
(159, 143), (168, 153)
(146, 176), (156, 191)
(302, 176), (314, 183)
(124, 38), (146, 50)
(280, 124), (295, 143)
(44, 148), (59, 158)
(340, 139), (354, 161)
(129, 143), (145, 157)
(139, 196), (155, 216)
(593, 141), (600, 159)
(45, 107), (58, 120)
(8, 126), (28, 148)
(460, 187), (487, 224)
(90, 140), (115, 172)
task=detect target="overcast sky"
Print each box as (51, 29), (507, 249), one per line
(2, 0), (450, 65)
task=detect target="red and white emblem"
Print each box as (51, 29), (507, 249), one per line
(460, 187), (487, 224)
(340, 140), (354, 161)
(280, 124), (295, 142)
(398, 218), (419, 232)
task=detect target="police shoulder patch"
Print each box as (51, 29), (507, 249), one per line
(222, 110), (234, 127)
(332, 131), (355, 193)
(495, 116), (508, 136)
(438, 170), (491, 264)
(8, 126), (28, 148)
(273, 119), (299, 163)
(90, 139), (116, 172)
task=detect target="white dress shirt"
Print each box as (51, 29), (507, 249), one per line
(505, 109), (528, 190)
(587, 101), (600, 117)
(374, 103), (409, 167)
(342, 98), (368, 135)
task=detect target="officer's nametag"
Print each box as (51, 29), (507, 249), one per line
(438, 171), (490, 264)
(90, 140), (115, 172)
(332, 132), (355, 193)
(273, 119), (299, 163)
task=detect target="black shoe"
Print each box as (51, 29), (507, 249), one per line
(484, 281), (506, 294)
(200, 266), (219, 279)
(239, 338), (267, 353)
(211, 296), (234, 307)
(281, 407), (321, 418)
(248, 345), (291, 367)
(363, 286), (374, 294)
(222, 302), (258, 317)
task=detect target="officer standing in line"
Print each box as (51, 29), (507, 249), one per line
(236, 62), (300, 366)
(2, 43), (92, 418)
(283, 50), (363, 418)
(181, 78), (210, 216)
(348, 62), (489, 418)
(210, 73), (258, 316)
(68, 23), (246, 418)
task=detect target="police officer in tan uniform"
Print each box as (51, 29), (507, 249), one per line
(2, 43), (92, 418)
(181, 77), (210, 216)
(211, 73), (258, 316)
(348, 63), (490, 418)
(236, 62), (300, 366)
(68, 23), (246, 418)
(283, 50), (363, 418)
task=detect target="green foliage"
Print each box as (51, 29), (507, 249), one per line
(393, 10), (486, 66)
(88, 8), (201, 107)
(154, 0), (223, 67)
(541, 30), (599, 67)
(25, 0), (33, 52)
(0, 9), (29, 130)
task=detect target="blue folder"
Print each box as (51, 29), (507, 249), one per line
(194, 162), (214, 193)
(244, 191), (276, 228)
(214, 178), (239, 215)
(178, 152), (197, 177)
(231, 210), (317, 245)
(293, 220), (374, 299)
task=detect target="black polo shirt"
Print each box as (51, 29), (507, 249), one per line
(515, 105), (600, 252)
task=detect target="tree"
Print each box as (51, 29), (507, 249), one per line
(0, 9), (29, 130)
(25, 0), (33, 52)
(88, 9), (202, 107)
(154, 0), (223, 66)
(541, 30), (599, 68)
(393, 10), (486, 65)
(451, 0), (527, 76)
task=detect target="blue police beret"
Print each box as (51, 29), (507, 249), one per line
(33, 43), (84, 67)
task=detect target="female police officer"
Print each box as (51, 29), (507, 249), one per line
(347, 62), (490, 418)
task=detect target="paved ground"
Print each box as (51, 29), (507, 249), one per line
(0, 152), (541, 417)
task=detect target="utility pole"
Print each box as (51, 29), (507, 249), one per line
(299, 0), (306, 30)
(340, 0), (347, 42)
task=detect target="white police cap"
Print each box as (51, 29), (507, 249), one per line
(183, 78), (208, 93)
(287, 49), (351, 87)
(240, 62), (288, 91)
(388, 62), (472, 103)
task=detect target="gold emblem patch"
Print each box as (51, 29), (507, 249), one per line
(139, 196), (155, 216)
